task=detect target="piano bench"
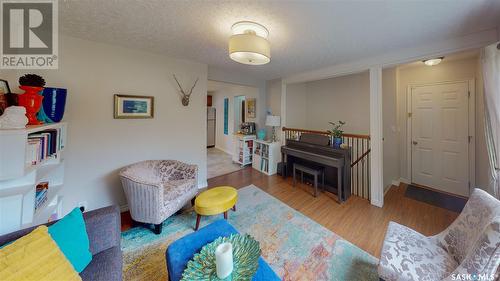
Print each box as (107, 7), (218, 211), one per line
(292, 163), (325, 197)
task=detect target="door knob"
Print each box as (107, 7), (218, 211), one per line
(413, 141), (418, 145)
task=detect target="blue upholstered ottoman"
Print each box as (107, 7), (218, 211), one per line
(166, 220), (280, 281)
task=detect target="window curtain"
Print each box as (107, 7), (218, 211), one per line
(481, 42), (500, 198)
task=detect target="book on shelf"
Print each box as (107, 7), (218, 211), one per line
(35, 182), (49, 210)
(35, 193), (47, 210)
(260, 158), (269, 172)
(26, 127), (65, 166)
(48, 211), (58, 222)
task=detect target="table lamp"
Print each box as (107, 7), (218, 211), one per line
(265, 115), (281, 142)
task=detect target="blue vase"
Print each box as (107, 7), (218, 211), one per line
(257, 129), (266, 140)
(333, 137), (342, 148)
(40, 87), (67, 123)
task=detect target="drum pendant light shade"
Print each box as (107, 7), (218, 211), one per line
(229, 21), (270, 65)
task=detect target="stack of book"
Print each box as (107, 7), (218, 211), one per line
(35, 182), (49, 210)
(254, 144), (261, 156)
(26, 127), (65, 165)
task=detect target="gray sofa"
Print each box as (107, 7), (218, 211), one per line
(0, 205), (122, 281)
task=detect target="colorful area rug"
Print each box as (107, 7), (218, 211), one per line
(121, 185), (379, 281)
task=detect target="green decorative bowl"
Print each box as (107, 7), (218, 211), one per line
(181, 234), (261, 281)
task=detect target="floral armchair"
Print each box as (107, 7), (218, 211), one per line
(119, 160), (198, 234)
(378, 188), (500, 281)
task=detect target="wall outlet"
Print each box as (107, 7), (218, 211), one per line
(78, 201), (88, 212)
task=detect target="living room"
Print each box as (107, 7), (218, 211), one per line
(0, 1), (499, 281)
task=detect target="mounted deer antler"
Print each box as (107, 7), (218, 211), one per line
(173, 74), (199, 106)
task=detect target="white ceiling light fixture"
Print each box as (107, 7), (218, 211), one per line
(423, 57), (444, 66)
(229, 21), (270, 65)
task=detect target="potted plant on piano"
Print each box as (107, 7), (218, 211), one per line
(327, 120), (345, 148)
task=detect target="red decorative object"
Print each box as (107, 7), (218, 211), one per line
(18, 85), (44, 125)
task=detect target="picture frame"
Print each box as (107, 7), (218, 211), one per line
(114, 94), (154, 119)
(0, 79), (11, 94)
(246, 98), (256, 118)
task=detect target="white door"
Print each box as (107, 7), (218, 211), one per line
(411, 82), (469, 196)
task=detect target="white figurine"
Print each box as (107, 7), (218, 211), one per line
(0, 106), (29, 129)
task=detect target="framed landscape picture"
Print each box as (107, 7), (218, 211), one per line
(114, 94), (154, 119)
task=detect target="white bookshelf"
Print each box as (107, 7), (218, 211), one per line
(252, 140), (281, 175)
(0, 122), (67, 235)
(233, 134), (255, 166)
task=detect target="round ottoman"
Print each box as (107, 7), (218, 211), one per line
(194, 186), (238, 230)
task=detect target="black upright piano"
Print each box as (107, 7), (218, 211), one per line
(281, 134), (351, 202)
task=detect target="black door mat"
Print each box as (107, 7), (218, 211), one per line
(405, 184), (467, 213)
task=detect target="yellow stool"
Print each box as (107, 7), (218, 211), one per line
(194, 186), (238, 230)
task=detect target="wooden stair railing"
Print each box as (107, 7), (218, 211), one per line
(282, 127), (371, 200)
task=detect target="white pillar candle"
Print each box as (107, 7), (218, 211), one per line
(215, 242), (233, 279)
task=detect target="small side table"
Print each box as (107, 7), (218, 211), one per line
(194, 186), (237, 230)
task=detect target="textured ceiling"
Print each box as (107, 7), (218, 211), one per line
(60, 0), (500, 80)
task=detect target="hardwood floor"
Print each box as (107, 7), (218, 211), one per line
(122, 167), (459, 258)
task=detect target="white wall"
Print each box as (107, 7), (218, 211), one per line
(396, 57), (490, 191)
(305, 72), (370, 133)
(208, 67), (267, 129)
(266, 79), (282, 116)
(1, 35), (208, 213)
(265, 79), (282, 141)
(382, 68), (400, 190)
(285, 82), (307, 129)
(208, 80), (259, 155)
(284, 72), (370, 134)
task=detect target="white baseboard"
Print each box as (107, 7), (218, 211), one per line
(391, 179), (401, 187)
(399, 177), (410, 184)
(214, 146), (233, 156)
(198, 180), (208, 189)
(384, 185), (392, 195)
(370, 198), (383, 208)
(120, 204), (129, 212)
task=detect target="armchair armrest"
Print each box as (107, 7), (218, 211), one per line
(120, 176), (164, 224)
(83, 205), (121, 255)
(447, 220), (500, 279)
(184, 164), (198, 190)
(185, 164), (198, 183)
(186, 164), (198, 178)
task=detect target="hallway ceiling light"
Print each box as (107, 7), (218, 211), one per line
(423, 57), (444, 66)
(229, 21), (270, 65)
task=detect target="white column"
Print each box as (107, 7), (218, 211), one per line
(280, 81), (287, 145)
(370, 67), (384, 207)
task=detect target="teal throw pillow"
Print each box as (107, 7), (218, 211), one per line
(48, 207), (92, 272)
